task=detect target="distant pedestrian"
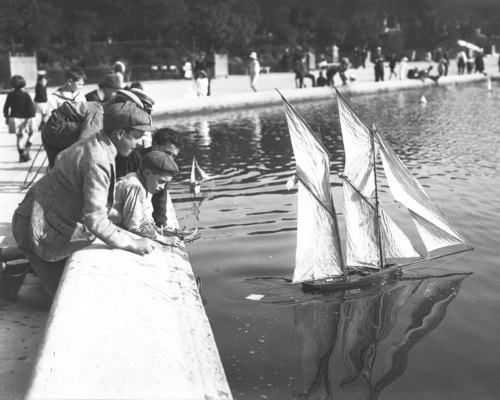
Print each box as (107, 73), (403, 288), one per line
(373, 47), (385, 82)
(474, 51), (485, 74)
(388, 53), (398, 79)
(399, 57), (408, 80)
(113, 60), (127, 88)
(193, 51), (213, 96)
(443, 50), (449, 76)
(182, 59), (193, 79)
(361, 47), (368, 68)
(457, 50), (467, 75)
(34, 73), (48, 131)
(466, 55), (474, 74)
(85, 73), (122, 103)
(3, 75), (36, 162)
(248, 51), (260, 92)
(48, 68), (86, 113)
(437, 57), (447, 77)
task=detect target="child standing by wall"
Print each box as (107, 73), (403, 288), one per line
(34, 73), (48, 130)
(3, 75), (36, 162)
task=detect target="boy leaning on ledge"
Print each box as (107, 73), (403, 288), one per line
(109, 151), (181, 248)
(12, 100), (156, 299)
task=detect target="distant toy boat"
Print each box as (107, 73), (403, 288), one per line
(190, 155), (215, 194)
(279, 89), (473, 291)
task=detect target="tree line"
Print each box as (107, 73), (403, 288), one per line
(0, 0), (498, 66)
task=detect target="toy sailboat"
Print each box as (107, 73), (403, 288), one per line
(190, 155), (214, 194)
(280, 90), (473, 291)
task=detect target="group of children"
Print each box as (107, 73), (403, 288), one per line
(3, 64), (193, 300)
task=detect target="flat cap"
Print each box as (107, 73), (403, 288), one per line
(99, 73), (122, 90)
(141, 150), (179, 175)
(103, 100), (152, 131)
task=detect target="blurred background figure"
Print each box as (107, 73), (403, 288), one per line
(248, 51), (260, 92)
(85, 73), (122, 103)
(48, 68), (86, 113)
(34, 72), (48, 130)
(3, 75), (36, 162)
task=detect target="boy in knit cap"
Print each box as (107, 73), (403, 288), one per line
(110, 151), (181, 247)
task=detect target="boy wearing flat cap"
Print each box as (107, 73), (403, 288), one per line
(110, 151), (181, 247)
(12, 100), (155, 298)
(85, 73), (122, 103)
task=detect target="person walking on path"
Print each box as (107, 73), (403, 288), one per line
(85, 73), (122, 103)
(11, 100), (155, 298)
(388, 53), (398, 79)
(193, 51), (213, 96)
(457, 50), (467, 75)
(34, 73), (48, 131)
(248, 51), (260, 92)
(474, 51), (485, 74)
(373, 47), (385, 82)
(3, 75), (36, 162)
(48, 68), (86, 113)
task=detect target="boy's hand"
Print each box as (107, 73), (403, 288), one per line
(129, 237), (155, 255)
(156, 235), (182, 248)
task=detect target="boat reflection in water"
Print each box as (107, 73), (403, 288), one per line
(294, 273), (469, 400)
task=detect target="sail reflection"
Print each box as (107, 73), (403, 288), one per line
(294, 274), (468, 400)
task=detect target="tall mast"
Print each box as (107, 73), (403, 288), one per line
(370, 122), (385, 268)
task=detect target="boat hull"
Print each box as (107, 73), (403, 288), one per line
(301, 265), (402, 292)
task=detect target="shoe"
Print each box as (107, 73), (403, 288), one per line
(21, 150), (31, 162)
(18, 149), (27, 162)
(22, 142), (32, 161)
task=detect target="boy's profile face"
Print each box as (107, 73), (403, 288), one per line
(144, 170), (173, 194)
(68, 78), (84, 93)
(114, 128), (144, 157)
(153, 142), (180, 159)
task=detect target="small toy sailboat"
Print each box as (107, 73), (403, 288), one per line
(190, 155), (214, 194)
(279, 89), (473, 291)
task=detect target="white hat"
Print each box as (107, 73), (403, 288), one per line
(249, 52), (257, 59)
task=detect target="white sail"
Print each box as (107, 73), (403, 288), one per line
(343, 183), (379, 267)
(337, 92), (378, 196)
(375, 131), (472, 255)
(195, 158), (213, 181)
(281, 95), (344, 282)
(295, 181), (345, 282)
(344, 183), (421, 268)
(190, 156), (196, 184)
(380, 208), (421, 259)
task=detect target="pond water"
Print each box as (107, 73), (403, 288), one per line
(160, 83), (500, 400)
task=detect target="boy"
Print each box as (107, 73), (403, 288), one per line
(110, 151), (181, 247)
(85, 73), (122, 103)
(34, 73), (48, 130)
(12, 100), (155, 298)
(3, 75), (36, 162)
(115, 127), (183, 228)
(48, 67), (86, 112)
